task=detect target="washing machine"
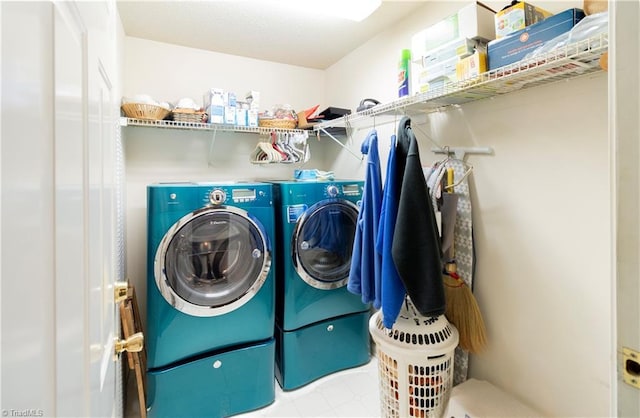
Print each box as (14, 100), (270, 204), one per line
(146, 182), (276, 418)
(271, 180), (371, 390)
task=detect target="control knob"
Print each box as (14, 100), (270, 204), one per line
(209, 189), (226, 205)
(327, 185), (339, 197)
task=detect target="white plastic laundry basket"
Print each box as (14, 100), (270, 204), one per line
(370, 299), (459, 418)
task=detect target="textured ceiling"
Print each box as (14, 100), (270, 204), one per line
(117, 0), (429, 69)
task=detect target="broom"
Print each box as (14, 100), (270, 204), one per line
(442, 167), (487, 354)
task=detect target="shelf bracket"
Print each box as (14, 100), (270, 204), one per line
(207, 126), (219, 166)
(431, 146), (494, 160)
(317, 126), (363, 161)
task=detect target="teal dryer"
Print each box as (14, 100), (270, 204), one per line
(271, 180), (371, 390)
(146, 182), (276, 418)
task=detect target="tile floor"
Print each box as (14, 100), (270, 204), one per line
(124, 357), (382, 418)
(236, 358), (381, 418)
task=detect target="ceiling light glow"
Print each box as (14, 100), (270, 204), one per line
(274, 0), (382, 22)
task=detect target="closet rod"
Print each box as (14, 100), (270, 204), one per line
(316, 126), (363, 161)
(431, 146), (494, 160)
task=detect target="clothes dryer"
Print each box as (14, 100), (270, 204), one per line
(146, 182), (275, 418)
(271, 180), (371, 390)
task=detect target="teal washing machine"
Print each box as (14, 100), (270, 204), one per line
(146, 183), (276, 417)
(271, 180), (371, 390)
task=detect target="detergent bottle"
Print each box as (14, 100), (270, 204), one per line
(398, 49), (411, 97)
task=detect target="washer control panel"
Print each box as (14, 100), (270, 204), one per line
(326, 185), (339, 197)
(207, 187), (263, 205)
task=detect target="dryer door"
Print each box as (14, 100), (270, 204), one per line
(155, 206), (271, 317)
(292, 199), (359, 290)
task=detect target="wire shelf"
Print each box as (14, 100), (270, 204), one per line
(314, 33), (608, 130)
(120, 117), (309, 135)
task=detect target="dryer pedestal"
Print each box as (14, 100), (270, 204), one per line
(275, 311), (371, 391)
(147, 339), (275, 418)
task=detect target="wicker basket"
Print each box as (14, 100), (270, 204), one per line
(172, 109), (208, 123)
(121, 103), (170, 120)
(258, 118), (297, 130)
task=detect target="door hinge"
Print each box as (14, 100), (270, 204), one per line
(114, 281), (129, 303)
(114, 332), (144, 357)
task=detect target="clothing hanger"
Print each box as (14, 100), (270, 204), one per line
(270, 131), (288, 160)
(435, 147), (473, 191)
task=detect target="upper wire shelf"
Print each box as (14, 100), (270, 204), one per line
(314, 32), (608, 131)
(120, 117), (309, 135)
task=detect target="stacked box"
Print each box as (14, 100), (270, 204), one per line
(224, 92), (236, 125)
(495, 2), (553, 39)
(420, 37), (480, 68)
(456, 51), (487, 82)
(411, 1), (495, 61)
(414, 55), (459, 94)
(410, 2), (494, 95)
(488, 8), (585, 70)
(204, 88), (225, 124)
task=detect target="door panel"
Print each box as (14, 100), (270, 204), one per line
(86, 53), (116, 418)
(62, 1), (119, 416)
(54, 2), (88, 415)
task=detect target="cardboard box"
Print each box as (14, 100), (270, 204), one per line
(247, 109), (259, 127)
(488, 8), (585, 70)
(456, 51), (487, 81)
(411, 2), (496, 60)
(414, 55), (459, 94)
(422, 76), (455, 93)
(495, 1), (553, 39)
(420, 37), (482, 68)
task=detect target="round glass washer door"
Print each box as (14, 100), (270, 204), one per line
(292, 199), (359, 290)
(155, 206), (271, 317)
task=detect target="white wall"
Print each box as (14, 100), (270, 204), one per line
(324, 1), (611, 417)
(124, 36), (326, 112)
(123, 37), (330, 326)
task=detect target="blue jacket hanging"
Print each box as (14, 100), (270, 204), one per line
(392, 117), (445, 317)
(376, 134), (407, 328)
(347, 129), (382, 308)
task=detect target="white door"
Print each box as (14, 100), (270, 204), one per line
(1, 1), (121, 416)
(73, 1), (121, 416)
